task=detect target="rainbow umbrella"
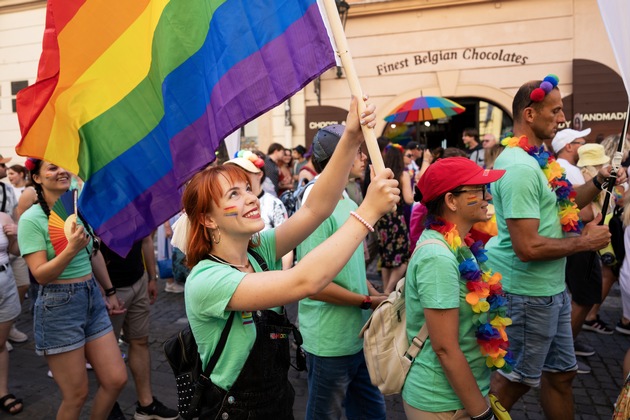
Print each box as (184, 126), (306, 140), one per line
(384, 96), (466, 123)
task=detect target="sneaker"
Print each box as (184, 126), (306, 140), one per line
(164, 282), (184, 294)
(616, 320), (630, 336)
(108, 401), (127, 420)
(583, 316), (614, 335)
(134, 397), (179, 420)
(574, 340), (596, 357)
(8, 325), (28, 343)
(576, 359), (592, 374)
(6, 342), (12, 352)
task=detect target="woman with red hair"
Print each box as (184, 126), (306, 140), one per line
(180, 97), (399, 419)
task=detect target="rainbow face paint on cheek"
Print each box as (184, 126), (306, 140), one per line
(466, 195), (479, 206)
(224, 206), (238, 217)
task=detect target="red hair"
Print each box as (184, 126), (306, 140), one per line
(183, 165), (252, 267)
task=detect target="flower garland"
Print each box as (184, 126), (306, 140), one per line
(425, 216), (513, 372)
(501, 135), (583, 233)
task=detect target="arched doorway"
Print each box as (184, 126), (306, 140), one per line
(380, 97), (513, 150)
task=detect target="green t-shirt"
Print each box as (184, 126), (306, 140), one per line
(402, 229), (490, 412)
(18, 204), (93, 279)
(184, 229), (281, 390)
(296, 196), (369, 357)
(485, 147), (566, 296)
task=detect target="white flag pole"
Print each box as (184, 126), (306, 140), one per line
(320, 0), (385, 174)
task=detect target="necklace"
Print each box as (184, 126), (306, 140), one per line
(502, 135), (582, 234)
(207, 253), (250, 269)
(425, 215), (513, 372)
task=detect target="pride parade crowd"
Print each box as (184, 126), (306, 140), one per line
(1, 75), (630, 420)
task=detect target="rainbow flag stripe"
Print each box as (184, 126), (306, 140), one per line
(17, 0), (335, 255)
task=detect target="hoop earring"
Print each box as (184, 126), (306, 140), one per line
(211, 226), (221, 244)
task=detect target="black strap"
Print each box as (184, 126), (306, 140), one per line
(198, 247), (268, 381)
(248, 248), (268, 272)
(1, 183), (6, 213)
(200, 311), (235, 380)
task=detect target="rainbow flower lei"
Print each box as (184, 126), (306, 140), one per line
(425, 216), (513, 372)
(501, 135), (583, 233)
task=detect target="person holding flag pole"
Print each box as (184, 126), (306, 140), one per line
(170, 3), (397, 419)
(176, 96), (398, 419)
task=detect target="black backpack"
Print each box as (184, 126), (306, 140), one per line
(163, 313), (234, 419)
(279, 179), (316, 217)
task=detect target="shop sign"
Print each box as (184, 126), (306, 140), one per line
(304, 106), (348, 147)
(376, 47), (528, 76)
(580, 112), (627, 122)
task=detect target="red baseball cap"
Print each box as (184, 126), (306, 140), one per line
(417, 157), (505, 204)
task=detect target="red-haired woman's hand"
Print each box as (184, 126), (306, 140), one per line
(344, 95), (376, 143)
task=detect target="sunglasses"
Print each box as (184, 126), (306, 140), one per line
(405, 154), (413, 158)
(451, 185), (488, 201)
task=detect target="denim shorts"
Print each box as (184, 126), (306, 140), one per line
(497, 289), (577, 387)
(34, 277), (113, 356)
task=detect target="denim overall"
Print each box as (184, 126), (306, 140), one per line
(198, 309), (296, 420)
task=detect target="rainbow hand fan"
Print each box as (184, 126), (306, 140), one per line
(48, 189), (79, 256)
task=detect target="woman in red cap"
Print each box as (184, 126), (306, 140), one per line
(402, 157), (511, 420)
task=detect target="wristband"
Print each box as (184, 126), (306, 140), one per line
(360, 295), (372, 310)
(350, 211), (374, 232)
(104, 287), (117, 297)
(592, 176), (603, 190)
(471, 406), (493, 420)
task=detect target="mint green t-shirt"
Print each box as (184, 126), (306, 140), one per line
(184, 229), (281, 390)
(485, 147), (566, 296)
(296, 196), (369, 357)
(18, 204), (93, 279)
(402, 229), (490, 412)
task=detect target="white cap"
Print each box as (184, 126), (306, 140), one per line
(224, 157), (261, 174)
(551, 128), (592, 153)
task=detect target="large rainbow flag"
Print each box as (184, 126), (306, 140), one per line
(16, 0), (336, 256)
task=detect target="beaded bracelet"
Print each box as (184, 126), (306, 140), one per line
(350, 211), (375, 232)
(104, 287), (117, 297)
